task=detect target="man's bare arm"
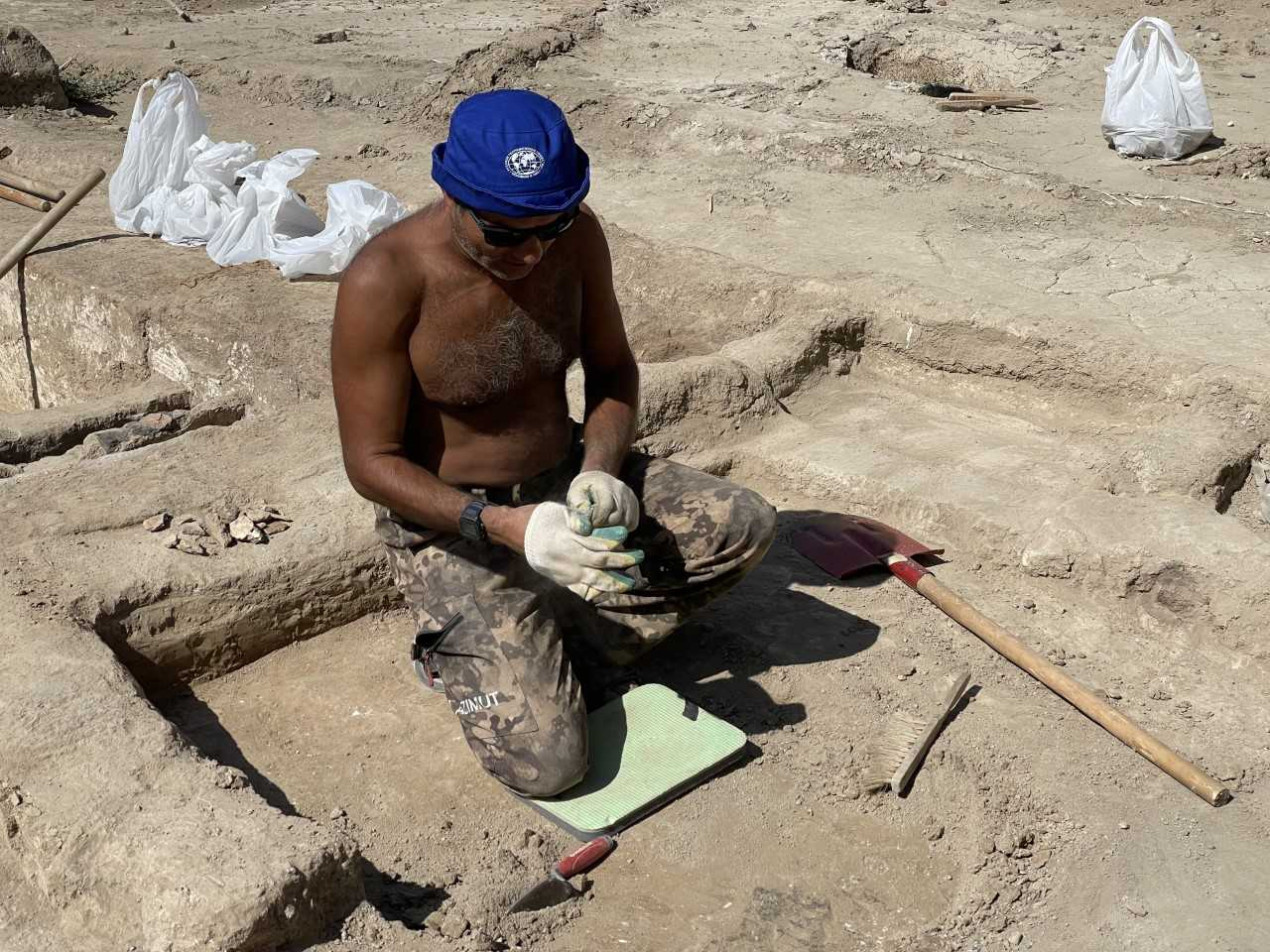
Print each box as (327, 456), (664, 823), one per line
(330, 243), (531, 549)
(576, 212), (639, 475)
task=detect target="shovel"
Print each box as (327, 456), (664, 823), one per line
(794, 515), (1231, 807)
(508, 835), (617, 914)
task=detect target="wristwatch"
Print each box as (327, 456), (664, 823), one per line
(459, 499), (490, 544)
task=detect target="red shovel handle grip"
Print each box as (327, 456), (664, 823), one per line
(556, 835), (617, 879)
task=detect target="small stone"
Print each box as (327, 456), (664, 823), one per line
(329, 807), (346, 820)
(138, 411), (181, 431)
(263, 520), (291, 537)
(1008, 933), (1024, 946)
(439, 911), (469, 939)
(206, 519), (234, 550)
(143, 512), (170, 532)
(162, 533), (179, 550)
(173, 512), (200, 525)
(423, 910), (445, 932)
(214, 766), (248, 789)
(1241, 72), (1256, 79)
(322, 91), (334, 103)
(178, 520), (207, 538)
(245, 507), (275, 524)
(167, 39), (176, 49)
(1124, 896), (1148, 918)
(1209, 32), (1221, 42)
(314, 29), (349, 44)
(8, 790), (22, 807)
(121, 27), (131, 36)
(1020, 598), (1036, 611)
(1118, 822), (1130, 830)
(1226, 121), (1235, 128)
(175, 536), (208, 556)
(229, 514), (266, 543)
(927, 825), (945, 841)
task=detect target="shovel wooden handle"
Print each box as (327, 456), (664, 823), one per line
(887, 555), (1231, 806)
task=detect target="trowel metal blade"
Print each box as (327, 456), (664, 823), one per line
(508, 872), (578, 914)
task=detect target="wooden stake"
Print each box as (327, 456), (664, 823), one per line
(0, 184), (51, 212)
(0, 168), (106, 282)
(0, 168), (66, 203)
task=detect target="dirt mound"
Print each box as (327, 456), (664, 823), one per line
(823, 27), (1056, 89)
(419, 11), (601, 121)
(1151, 144), (1270, 180)
(0, 25), (67, 109)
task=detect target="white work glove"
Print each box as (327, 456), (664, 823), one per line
(524, 502), (644, 601)
(566, 471), (640, 532)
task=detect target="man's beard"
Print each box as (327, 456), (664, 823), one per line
(454, 229), (532, 281)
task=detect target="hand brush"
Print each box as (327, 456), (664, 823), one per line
(863, 670), (971, 795)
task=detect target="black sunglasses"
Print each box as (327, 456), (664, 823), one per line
(463, 204), (579, 247)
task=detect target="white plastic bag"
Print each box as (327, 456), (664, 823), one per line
(206, 149), (325, 267)
(184, 135), (257, 204)
(109, 74), (209, 233)
(271, 180), (408, 278)
(1102, 18), (1213, 159)
(112, 72), (407, 277)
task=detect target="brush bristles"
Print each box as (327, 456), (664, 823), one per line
(862, 712), (927, 793)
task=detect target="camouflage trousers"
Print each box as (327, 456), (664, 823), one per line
(374, 447), (777, 797)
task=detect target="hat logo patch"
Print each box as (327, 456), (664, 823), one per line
(505, 147), (545, 179)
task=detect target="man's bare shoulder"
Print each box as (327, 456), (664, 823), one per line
(342, 203), (448, 296)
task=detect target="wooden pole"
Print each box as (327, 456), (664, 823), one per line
(0, 168), (106, 283)
(0, 184), (51, 212)
(0, 168), (66, 203)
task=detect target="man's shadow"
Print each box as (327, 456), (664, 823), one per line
(633, 509), (894, 735)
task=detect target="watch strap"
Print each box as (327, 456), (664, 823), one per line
(459, 499), (489, 544)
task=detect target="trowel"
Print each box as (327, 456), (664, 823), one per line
(508, 835), (616, 914)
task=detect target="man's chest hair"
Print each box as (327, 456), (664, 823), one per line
(412, 270), (582, 407)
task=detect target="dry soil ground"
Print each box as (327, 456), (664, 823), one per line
(2, 1), (1270, 951)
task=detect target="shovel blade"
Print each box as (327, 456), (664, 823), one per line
(508, 874), (577, 914)
(794, 514), (943, 578)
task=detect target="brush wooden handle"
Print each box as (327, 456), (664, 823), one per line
(891, 669), (971, 795)
(887, 555), (1231, 806)
(0, 167), (105, 282)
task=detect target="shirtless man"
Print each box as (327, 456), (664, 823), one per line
(331, 90), (776, 797)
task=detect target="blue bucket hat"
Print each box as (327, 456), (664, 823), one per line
(431, 90), (590, 218)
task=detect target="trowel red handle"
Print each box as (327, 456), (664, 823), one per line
(556, 835), (617, 879)
(881, 554), (1230, 807)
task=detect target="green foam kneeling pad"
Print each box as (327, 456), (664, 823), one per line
(521, 683), (748, 839)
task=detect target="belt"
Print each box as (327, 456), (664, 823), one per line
(462, 435), (583, 506)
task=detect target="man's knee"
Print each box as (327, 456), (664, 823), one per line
(734, 486), (777, 556)
(474, 725), (588, 798)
